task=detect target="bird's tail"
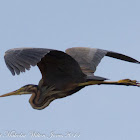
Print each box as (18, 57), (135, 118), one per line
(86, 75), (108, 81)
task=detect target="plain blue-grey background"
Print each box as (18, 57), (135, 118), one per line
(0, 0), (140, 139)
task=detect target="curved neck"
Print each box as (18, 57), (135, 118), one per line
(29, 85), (58, 110)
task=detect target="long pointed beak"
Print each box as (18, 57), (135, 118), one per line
(0, 90), (20, 97)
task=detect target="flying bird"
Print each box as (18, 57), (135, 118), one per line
(0, 47), (140, 110)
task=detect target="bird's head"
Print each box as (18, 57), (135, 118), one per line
(0, 84), (38, 97)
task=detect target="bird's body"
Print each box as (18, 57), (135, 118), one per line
(1, 47), (140, 109)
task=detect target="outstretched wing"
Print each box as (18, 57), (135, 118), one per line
(4, 48), (85, 88)
(4, 48), (53, 75)
(66, 47), (140, 75)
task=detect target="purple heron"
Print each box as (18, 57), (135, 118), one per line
(0, 47), (139, 110)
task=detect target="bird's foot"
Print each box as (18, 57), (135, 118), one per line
(118, 79), (140, 87)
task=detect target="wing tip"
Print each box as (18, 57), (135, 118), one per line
(106, 51), (140, 64)
(4, 47), (54, 76)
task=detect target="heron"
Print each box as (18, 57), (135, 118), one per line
(0, 47), (139, 110)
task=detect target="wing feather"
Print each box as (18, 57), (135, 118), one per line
(66, 47), (140, 75)
(4, 47), (86, 88)
(4, 48), (52, 75)
(106, 51), (140, 63)
(66, 47), (107, 74)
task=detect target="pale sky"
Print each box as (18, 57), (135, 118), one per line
(0, 0), (140, 140)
